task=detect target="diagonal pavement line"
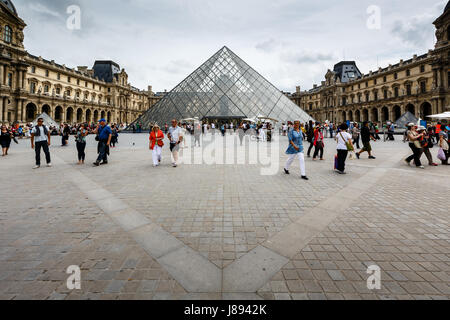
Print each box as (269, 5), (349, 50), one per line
(224, 153), (404, 293)
(52, 155), (222, 293)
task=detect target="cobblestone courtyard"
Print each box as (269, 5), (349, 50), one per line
(0, 133), (449, 300)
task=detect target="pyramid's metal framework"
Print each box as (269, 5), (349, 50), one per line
(130, 46), (313, 129)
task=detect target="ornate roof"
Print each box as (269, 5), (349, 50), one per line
(1, 0), (17, 16)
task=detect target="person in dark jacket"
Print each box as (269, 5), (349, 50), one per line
(306, 120), (315, 157)
(356, 121), (376, 159)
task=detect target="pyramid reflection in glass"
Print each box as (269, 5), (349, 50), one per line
(130, 46), (313, 129)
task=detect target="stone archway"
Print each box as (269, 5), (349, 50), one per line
(101, 111), (106, 120)
(382, 106), (389, 123)
(42, 104), (51, 116)
(341, 111), (346, 123)
(371, 108), (379, 123)
(107, 111), (112, 123)
(66, 107), (74, 123)
(25, 102), (37, 122)
(406, 104), (415, 116)
(362, 109), (369, 122)
(93, 110), (99, 122)
(355, 109), (361, 122)
(420, 102), (432, 119)
(55, 106), (63, 122)
(348, 110), (353, 121)
(76, 108), (83, 123)
(393, 105), (401, 121)
(86, 109), (92, 123)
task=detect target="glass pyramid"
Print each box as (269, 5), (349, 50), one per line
(130, 46), (313, 129)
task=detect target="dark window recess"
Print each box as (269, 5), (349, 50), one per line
(420, 82), (426, 93)
(394, 87), (399, 97)
(406, 84), (411, 95)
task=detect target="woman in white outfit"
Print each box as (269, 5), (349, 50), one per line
(149, 124), (164, 167)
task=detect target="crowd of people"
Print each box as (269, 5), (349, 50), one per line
(1, 117), (449, 176)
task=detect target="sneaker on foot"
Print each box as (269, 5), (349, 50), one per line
(47, 163), (52, 167)
(301, 176), (309, 180)
(33, 165), (40, 169)
(418, 165), (425, 169)
(93, 162), (100, 167)
(284, 168), (290, 175)
(430, 163), (438, 166)
(368, 156), (376, 159)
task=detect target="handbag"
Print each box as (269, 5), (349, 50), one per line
(340, 132), (354, 152)
(437, 148), (446, 161)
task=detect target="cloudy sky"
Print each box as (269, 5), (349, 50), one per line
(14, 0), (447, 92)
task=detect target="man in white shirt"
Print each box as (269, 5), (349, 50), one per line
(31, 118), (52, 169)
(168, 119), (183, 167)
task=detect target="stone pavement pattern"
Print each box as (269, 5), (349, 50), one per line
(0, 133), (449, 300)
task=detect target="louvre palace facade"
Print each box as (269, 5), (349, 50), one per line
(0, 1), (161, 125)
(289, 4), (450, 124)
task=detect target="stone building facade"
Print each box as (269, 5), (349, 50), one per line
(0, 1), (161, 125)
(289, 4), (450, 124)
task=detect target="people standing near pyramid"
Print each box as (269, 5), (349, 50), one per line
(149, 124), (164, 167)
(168, 119), (183, 168)
(284, 120), (309, 181)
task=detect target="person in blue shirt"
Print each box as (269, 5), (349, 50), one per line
(284, 120), (309, 180)
(93, 118), (112, 166)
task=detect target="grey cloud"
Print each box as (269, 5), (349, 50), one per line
(255, 39), (279, 53)
(281, 51), (335, 64)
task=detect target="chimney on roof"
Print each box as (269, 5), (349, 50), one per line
(313, 84), (317, 88)
(399, 59), (403, 66)
(413, 54), (417, 61)
(148, 85), (153, 93)
(77, 66), (88, 73)
(296, 86), (301, 94)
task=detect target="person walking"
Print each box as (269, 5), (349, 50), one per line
(312, 125), (325, 161)
(284, 120), (309, 180)
(417, 126), (438, 166)
(110, 124), (119, 148)
(1, 125), (13, 156)
(168, 119), (183, 167)
(356, 121), (376, 159)
(76, 123), (88, 165)
(404, 123), (425, 169)
(335, 123), (354, 174)
(352, 123), (360, 149)
(62, 123), (70, 146)
(149, 124), (164, 167)
(306, 120), (315, 157)
(438, 125), (449, 165)
(93, 119), (112, 166)
(31, 118), (52, 169)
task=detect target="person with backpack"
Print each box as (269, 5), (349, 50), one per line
(31, 118), (52, 169)
(356, 121), (377, 160)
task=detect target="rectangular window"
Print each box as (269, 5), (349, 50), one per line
(420, 65), (425, 73)
(31, 66), (36, 73)
(366, 93), (370, 101)
(56, 88), (61, 95)
(420, 81), (426, 93)
(394, 73), (398, 80)
(374, 79), (377, 85)
(342, 97), (347, 105)
(67, 76), (71, 83)
(45, 70), (49, 77)
(383, 76), (387, 82)
(77, 79), (80, 85)
(358, 83), (361, 89)
(406, 69), (411, 77)
(374, 92), (378, 101)
(7, 73), (12, 87)
(366, 82), (369, 88)
(394, 87), (399, 97)
(44, 85), (49, 93)
(30, 82), (36, 94)
(406, 84), (411, 95)
(384, 90), (388, 99)
(85, 81), (88, 87)
(57, 73), (61, 80)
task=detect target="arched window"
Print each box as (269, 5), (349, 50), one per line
(4, 25), (12, 43)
